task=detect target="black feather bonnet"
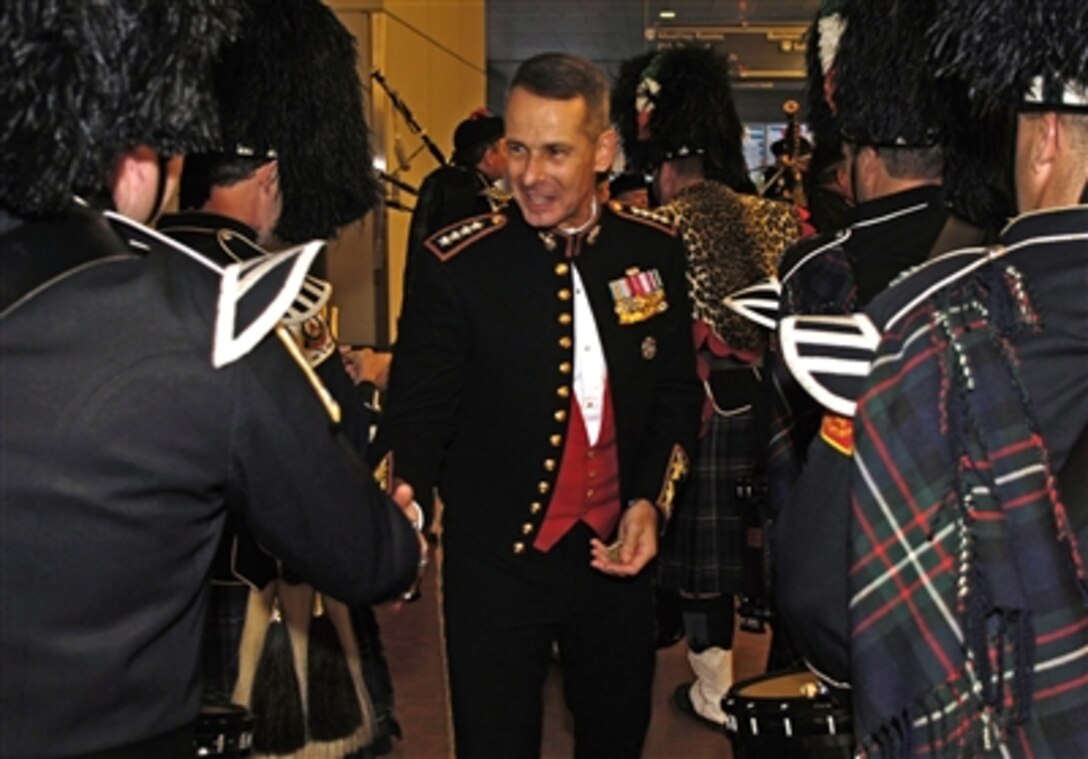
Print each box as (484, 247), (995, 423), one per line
(927, 0), (1088, 115)
(0, 0), (243, 217)
(833, 0), (951, 147)
(612, 45), (750, 191)
(211, 0), (379, 242)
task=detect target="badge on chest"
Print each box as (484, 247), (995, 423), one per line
(609, 267), (668, 325)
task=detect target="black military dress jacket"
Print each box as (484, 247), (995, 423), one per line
(0, 203), (419, 755)
(157, 210), (379, 587)
(376, 201), (702, 567)
(404, 165), (499, 298)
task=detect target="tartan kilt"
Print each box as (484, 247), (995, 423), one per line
(657, 386), (758, 596)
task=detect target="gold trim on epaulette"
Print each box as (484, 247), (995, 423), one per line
(274, 324), (341, 424)
(655, 444), (690, 522)
(608, 200), (678, 236)
(424, 213), (506, 261)
(373, 451), (393, 493)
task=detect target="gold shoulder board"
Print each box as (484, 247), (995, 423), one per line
(608, 200), (678, 236)
(424, 213), (507, 262)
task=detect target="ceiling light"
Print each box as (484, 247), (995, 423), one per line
(659, 9), (677, 19)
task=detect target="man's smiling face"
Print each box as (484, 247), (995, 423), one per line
(504, 86), (614, 230)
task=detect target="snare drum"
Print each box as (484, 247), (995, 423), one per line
(722, 669), (852, 758)
(194, 703), (254, 757)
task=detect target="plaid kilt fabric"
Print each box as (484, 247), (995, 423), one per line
(658, 389), (756, 595)
(657, 181), (799, 596)
(849, 265), (1088, 756)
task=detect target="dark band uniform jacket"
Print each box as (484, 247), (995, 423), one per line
(0, 203), (420, 756)
(752, 226), (990, 674)
(157, 209), (392, 756)
(154, 210), (372, 587)
(717, 181), (991, 688)
(375, 200), (701, 565)
(765, 185), (957, 516)
(754, 187), (979, 678)
(158, 210), (374, 471)
(756, 204), (1088, 753)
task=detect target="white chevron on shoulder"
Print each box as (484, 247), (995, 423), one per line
(779, 313), (881, 417)
(104, 210), (326, 369)
(213, 240), (326, 368)
(724, 277), (782, 330)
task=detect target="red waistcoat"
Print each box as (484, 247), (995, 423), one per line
(533, 383), (621, 552)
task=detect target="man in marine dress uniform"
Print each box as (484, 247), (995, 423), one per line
(0, 2), (420, 756)
(374, 52), (702, 758)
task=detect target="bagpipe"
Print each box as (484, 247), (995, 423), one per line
(759, 99), (809, 208)
(370, 69), (447, 214)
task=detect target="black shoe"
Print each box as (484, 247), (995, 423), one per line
(671, 683), (726, 733)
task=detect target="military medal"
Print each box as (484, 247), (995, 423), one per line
(609, 267), (668, 324)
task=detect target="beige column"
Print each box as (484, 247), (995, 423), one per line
(326, 1), (487, 346)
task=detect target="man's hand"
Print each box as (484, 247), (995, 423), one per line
(391, 481), (429, 600)
(340, 345), (393, 389)
(589, 499), (659, 576)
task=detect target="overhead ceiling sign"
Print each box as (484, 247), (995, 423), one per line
(648, 25), (809, 83)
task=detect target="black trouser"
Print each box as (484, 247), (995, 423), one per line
(77, 723), (194, 759)
(442, 523), (656, 758)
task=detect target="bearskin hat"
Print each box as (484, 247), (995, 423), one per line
(802, 2), (846, 180)
(0, 0), (243, 217)
(211, 0), (378, 243)
(611, 51), (659, 178)
(922, 0), (1088, 227)
(834, 0), (952, 147)
(612, 45), (752, 192)
(834, 0), (1013, 227)
(927, 0), (1088, 115)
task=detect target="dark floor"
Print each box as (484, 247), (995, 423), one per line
(375, 549), (771, 758)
